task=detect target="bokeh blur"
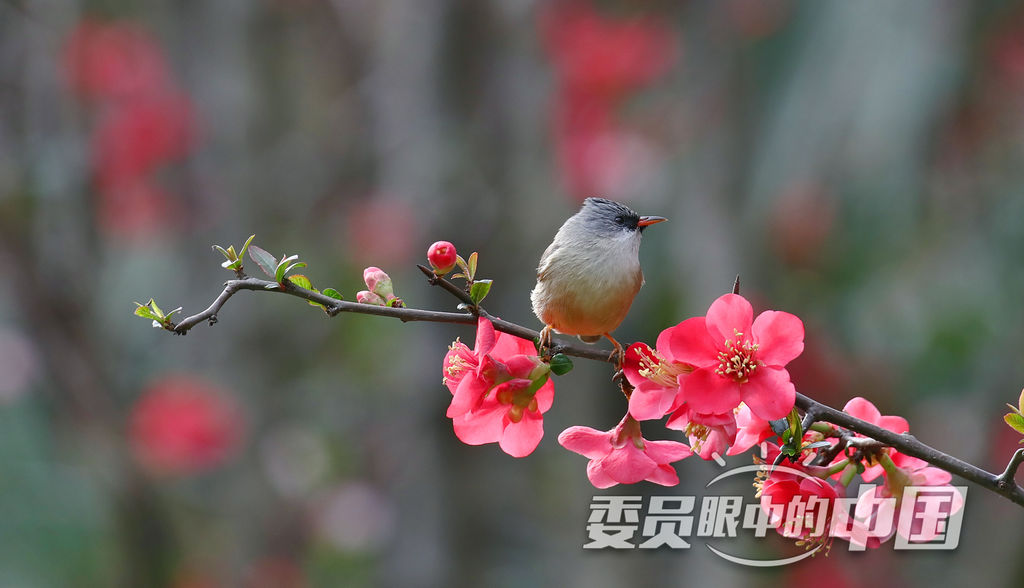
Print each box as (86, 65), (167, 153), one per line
(2, 0), (1024, 586)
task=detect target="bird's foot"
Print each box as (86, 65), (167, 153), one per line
(538, 325), (554, 359)
(603, 333), (625, 372)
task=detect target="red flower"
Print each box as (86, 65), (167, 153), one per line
(130, 375), (244, 475)
(559, 414), (692, 488)
(443, 317), (555, 457)
(757, 444), (839, 543)
(665, 293), (804, 421)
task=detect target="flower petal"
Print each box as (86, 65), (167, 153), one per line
(681, 367), (741, 415)
(446, 373), (487, 418)
(646, 464), (681, 486)
(643, 439), (692, 465)
(663, 317), (719, 367)
(842, 397), (881, 424)
(452, 405), (504, 445)
(628, 381), (679, 421)
(474, 317), (497, 356)
(499, 411), (544, 457)
(741, 367), (796, 421)
(558, 426), (612, 460)
(751, 310), (804, 366)
(877, 415), (910, 435)
(534, 378), (556, 413)
(586, 460), (618, 489)
(601, 443), (657, 484)
(705, 294), (753, 346)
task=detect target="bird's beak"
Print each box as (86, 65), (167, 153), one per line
(638, 215), (667, 227)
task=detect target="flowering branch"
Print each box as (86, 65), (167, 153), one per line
(795, 393), (1024, 506)
(138, 236), (1024, 514)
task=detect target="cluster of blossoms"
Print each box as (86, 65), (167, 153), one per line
(434, 287), (964, 549)
(63, 19), (197, 238)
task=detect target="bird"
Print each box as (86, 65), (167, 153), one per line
(531, 197), (666, 367)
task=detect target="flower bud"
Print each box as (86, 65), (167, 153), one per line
(356, 290), (386, 306)
(362, 267), (394, 299)
(427, 241), (458, 275)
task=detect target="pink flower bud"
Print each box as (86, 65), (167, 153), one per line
(427, 241), (458, 275)
(362, 267), (394, 298)
(356, 290), (386, 306)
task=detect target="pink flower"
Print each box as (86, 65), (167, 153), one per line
(427, 241), (458, 275)
(559, 414), (692, 488)
(443, 317), (555, 457)
(663, 293), (803, 421)
(665, 404), (737, 461)
(130, 374), (244, 475)
(623, 338), (690, 421)
(841, 397), (942, 487)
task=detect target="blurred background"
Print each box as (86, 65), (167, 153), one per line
(1, 0), (1024, 586)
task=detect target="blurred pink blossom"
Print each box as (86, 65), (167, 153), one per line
(130, 374), (244, 475)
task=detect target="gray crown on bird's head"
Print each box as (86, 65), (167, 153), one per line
(578, 197), (643, 235)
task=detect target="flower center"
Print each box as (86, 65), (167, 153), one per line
(716, 330), (761, 383)
(636, 346), (690, 388)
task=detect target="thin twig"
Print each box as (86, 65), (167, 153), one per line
(169, 277), (615, 363)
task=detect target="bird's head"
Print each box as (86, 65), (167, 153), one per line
(576, 197), (666, 240)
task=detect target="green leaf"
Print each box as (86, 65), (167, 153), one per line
(469, 279), (492, 305)
(322, 288), (343, 300)
(288, 274), (312, 290)
(238, 234), (255, 260)
(133, 301), (160, 321)
(149, 299), (164, 318)
(467, 251), (478, 280)
(549, 353), (574, 376)
(249, 245), (277, 278)
(1005, 413), (1024, 435)
(164, 307), (183, 320)
(213, 245), (231, 260)
(802, 440), (832, 451)
(455, 254), (469, 275)
(274, 255), (298, 283)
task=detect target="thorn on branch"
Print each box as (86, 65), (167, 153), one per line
(732, 275), (741, 295)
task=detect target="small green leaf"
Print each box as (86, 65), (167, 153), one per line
(133, 301), (160, 321)
(322, 288), (343, 300)
(802, 440), (832, 451)
(213, 245), (231, 259)
(455, 254), (469, 274)
(549, 353), (574, 376)
(288, 274), (312, 290)
(164, 307), (183, 320)
(1005, 413), (1024, 435)
(249, 245), (277, 278)
(238, 234), (255, 260)
(149, 299), (164, 318)
(467, 251), (478, 280)
(469, 279), (492, 305)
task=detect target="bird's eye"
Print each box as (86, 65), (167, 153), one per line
(614, 215), (624, 225)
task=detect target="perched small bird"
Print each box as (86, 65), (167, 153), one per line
(531, 197), (666, 365)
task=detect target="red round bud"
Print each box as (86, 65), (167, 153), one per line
(427, 241), (458, 274)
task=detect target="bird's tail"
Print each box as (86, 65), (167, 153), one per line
(578, 334), (602, 344)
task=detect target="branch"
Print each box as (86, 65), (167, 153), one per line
(169, 276), (615, 363)
(162, 269), (1024, 508)
(796, 393), (1024, 507)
